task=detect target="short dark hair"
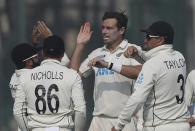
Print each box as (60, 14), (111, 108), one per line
(43, 35), (65, 58)
(11, 43), (37, 69)
(102, 11), (128, 36)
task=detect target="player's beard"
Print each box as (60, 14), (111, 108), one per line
(32, 59), (40, 68)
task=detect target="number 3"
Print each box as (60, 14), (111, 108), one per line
(35, 84), (59, 114)
(175, 74), (184, 104)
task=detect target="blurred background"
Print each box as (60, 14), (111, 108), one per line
(0, 0), (194, 130)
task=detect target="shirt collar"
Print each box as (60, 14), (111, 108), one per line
(102, 39), (129, 52)
(41, 59), (61, 65)
(145, 44), (173, 60)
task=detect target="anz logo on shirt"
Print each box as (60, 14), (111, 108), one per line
(95, 54), (114, 76)
(96, 68), (114, 76)
(136, 73), (144, 84)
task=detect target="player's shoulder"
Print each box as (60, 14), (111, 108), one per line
(10, 72), (16, 79)
(55, 65), (81, 80)
(9, 72), (17, 84)
(88, 46), (105, 56)
(142, 55), (162, 72)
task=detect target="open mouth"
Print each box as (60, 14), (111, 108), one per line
(103, 37), (109, 40)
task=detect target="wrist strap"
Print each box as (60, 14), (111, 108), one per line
(108, 62), (113, 70)
(107, 62), (122, 74)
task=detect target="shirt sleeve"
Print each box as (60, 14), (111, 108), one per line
(71, 73), (86, 130)
(185, 73), (194, 108)
(79, 57), (91, 74)
(71, 73), (86, 114)
(114, 62), (156, 130)
(13, 79), (28, 131)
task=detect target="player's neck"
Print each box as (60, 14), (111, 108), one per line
(44, 57), (61, 62)
(24, 65), (33, 69)
(107, 38), (123, 52)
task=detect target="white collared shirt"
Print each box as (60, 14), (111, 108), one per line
(80, 39), (141, 117)
(14, 59), (86, 130)
(115, 44), (190, 130)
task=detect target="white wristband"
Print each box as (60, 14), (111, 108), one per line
(107, 62), (122, 74)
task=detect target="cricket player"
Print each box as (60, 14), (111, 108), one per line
(13, 36), (86, 131)
(70, 12), (141, 131)
(108, 21), (190, 131)
(185, 70), (195, 130)
(10, 43), (40, 131)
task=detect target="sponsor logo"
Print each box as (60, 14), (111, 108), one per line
(96, 68), (114, 76)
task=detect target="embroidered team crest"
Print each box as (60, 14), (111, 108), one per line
(98, 55), (106, 60)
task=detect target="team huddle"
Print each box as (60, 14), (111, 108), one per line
(9, 11), (195, 131)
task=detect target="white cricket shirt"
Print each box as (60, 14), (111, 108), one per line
(80, 39), (141, 117)
(14, 59), (86, 130)
(115, 44), (190, 130)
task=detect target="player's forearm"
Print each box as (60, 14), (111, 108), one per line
(106, 62), (142, 79)
(14, 113), (28, 131)
(69, 45), (85, 71)
(120, 65), (142, 79)
(14, 105), (28, 131)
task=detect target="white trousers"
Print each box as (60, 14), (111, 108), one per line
(143, 122), (190, 131)
(88, 116), (137, 131)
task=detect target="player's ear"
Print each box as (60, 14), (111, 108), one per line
(159, 37), (165, 45)
(25, 59), (33, 68)
(119, 27), (125, 36)
(59, 52), (64, 60)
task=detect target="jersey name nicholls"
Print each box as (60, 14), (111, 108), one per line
(14, 59), (85, 129)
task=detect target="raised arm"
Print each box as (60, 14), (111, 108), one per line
(32, 25), (41, 47)
(32, 21), (53, 48)
(69, 22), (93, 74)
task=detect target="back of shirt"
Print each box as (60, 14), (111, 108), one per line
(141, 50), (190, 126)
(15, 60), (85, 129)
